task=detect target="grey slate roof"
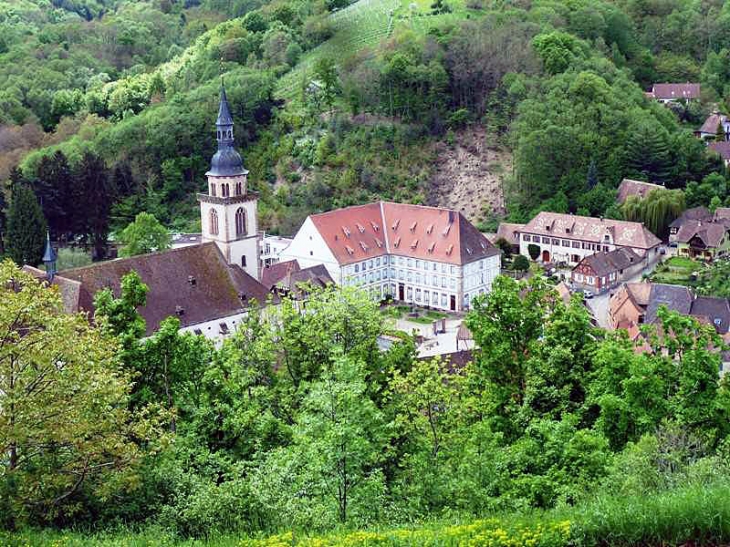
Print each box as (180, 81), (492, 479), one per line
(645, 283), (693, 325)
(690, 296), (730, 334)
(669, 207), (711, 229)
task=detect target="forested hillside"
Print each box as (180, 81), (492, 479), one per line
(5, 0), (730, 254)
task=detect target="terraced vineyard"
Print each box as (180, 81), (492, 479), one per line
(276, 0), (474, 100)
(276, 0), (400, 99)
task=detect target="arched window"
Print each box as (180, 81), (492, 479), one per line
(209, 209), (219, 236)
(211, 183), (217, 197)
(217, 131), (220, 139)
(222, 183), (229, 197)
(235, 182), (242, 196)
(235, 207), (246, 237)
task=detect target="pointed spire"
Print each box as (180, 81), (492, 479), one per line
(42, 231), (57, 281)
(216, 84), (234, 128)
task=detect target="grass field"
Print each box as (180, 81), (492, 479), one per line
(8, 481), (730, 546)
(275, 0), (478, 100)
(649, 256), (705, 286)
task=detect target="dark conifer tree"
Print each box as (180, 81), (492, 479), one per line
(35, 151), (74, 239)
(6, 183), (47, 266)
(75, 152), (116, 260)
(625, 121), (673, 184)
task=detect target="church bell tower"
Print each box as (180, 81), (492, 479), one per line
(198, 85), (260, 280)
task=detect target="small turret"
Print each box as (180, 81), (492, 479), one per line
(42, 232), (57, 281)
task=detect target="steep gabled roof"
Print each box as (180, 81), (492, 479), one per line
(308, 201), (500, 266)
(59, 242), (270, 336)
(699, 112), (727, 134)
(675, 221), (729, 248)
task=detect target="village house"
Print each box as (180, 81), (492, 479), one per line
(696, 112), (730, 141)
(280, 202), (501, 312)
(646, 83), (700, 103)
(518, 212), (661, 267)
(616, 178), (664, 204)
(608, 282), (652, 328)
(609, 282), (730, 335)
(669, 207), (730, 260)
(492, 222), (525, 255)
(571, 247), (645, 294)
(675, 220), (730, 260)
(709, 141), (730, 167)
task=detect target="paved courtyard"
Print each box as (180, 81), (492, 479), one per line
(394, 317), (473, 357)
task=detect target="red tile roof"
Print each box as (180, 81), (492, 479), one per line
(58, 242), (270, 336)
(650, 83), (700, 100)
(309, 201), (500, 266)
(523, 212), (661, 250)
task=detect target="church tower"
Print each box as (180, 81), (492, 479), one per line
(199, 85), (260, 280)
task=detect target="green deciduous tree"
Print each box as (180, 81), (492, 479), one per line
(118, 212), (171, 257)
(0, 261), (155, 527)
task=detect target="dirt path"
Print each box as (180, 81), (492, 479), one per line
(427, 126), (511, 223)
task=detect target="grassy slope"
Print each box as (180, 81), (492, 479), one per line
(9, 481), (730, 546)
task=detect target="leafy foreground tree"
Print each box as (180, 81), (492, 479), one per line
(117, 212), (171, 258)
(5, 182), (46, 267)
(0, 261), (163, 528)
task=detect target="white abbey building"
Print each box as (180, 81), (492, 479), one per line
(281, 202), (501, 311)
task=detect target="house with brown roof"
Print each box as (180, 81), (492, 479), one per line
(696, 112), (730, 141)
(709, 141), (730, 167)
(609, 281), (730, 336)
(571, 247), (645, 293)
(519, 212), (662, 267)
(280, 201), (501, 311)
(493, 222), (525, 254)
(609, 282), (652, 328)
(616, 179), (664, 204)
(261, 259), (334, 300)
(56, 242), (271, 340)
(647, 83), (700, 103)
(675, 219), (730, 260)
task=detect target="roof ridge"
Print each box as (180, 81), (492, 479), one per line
(60, 242), (219, 274)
